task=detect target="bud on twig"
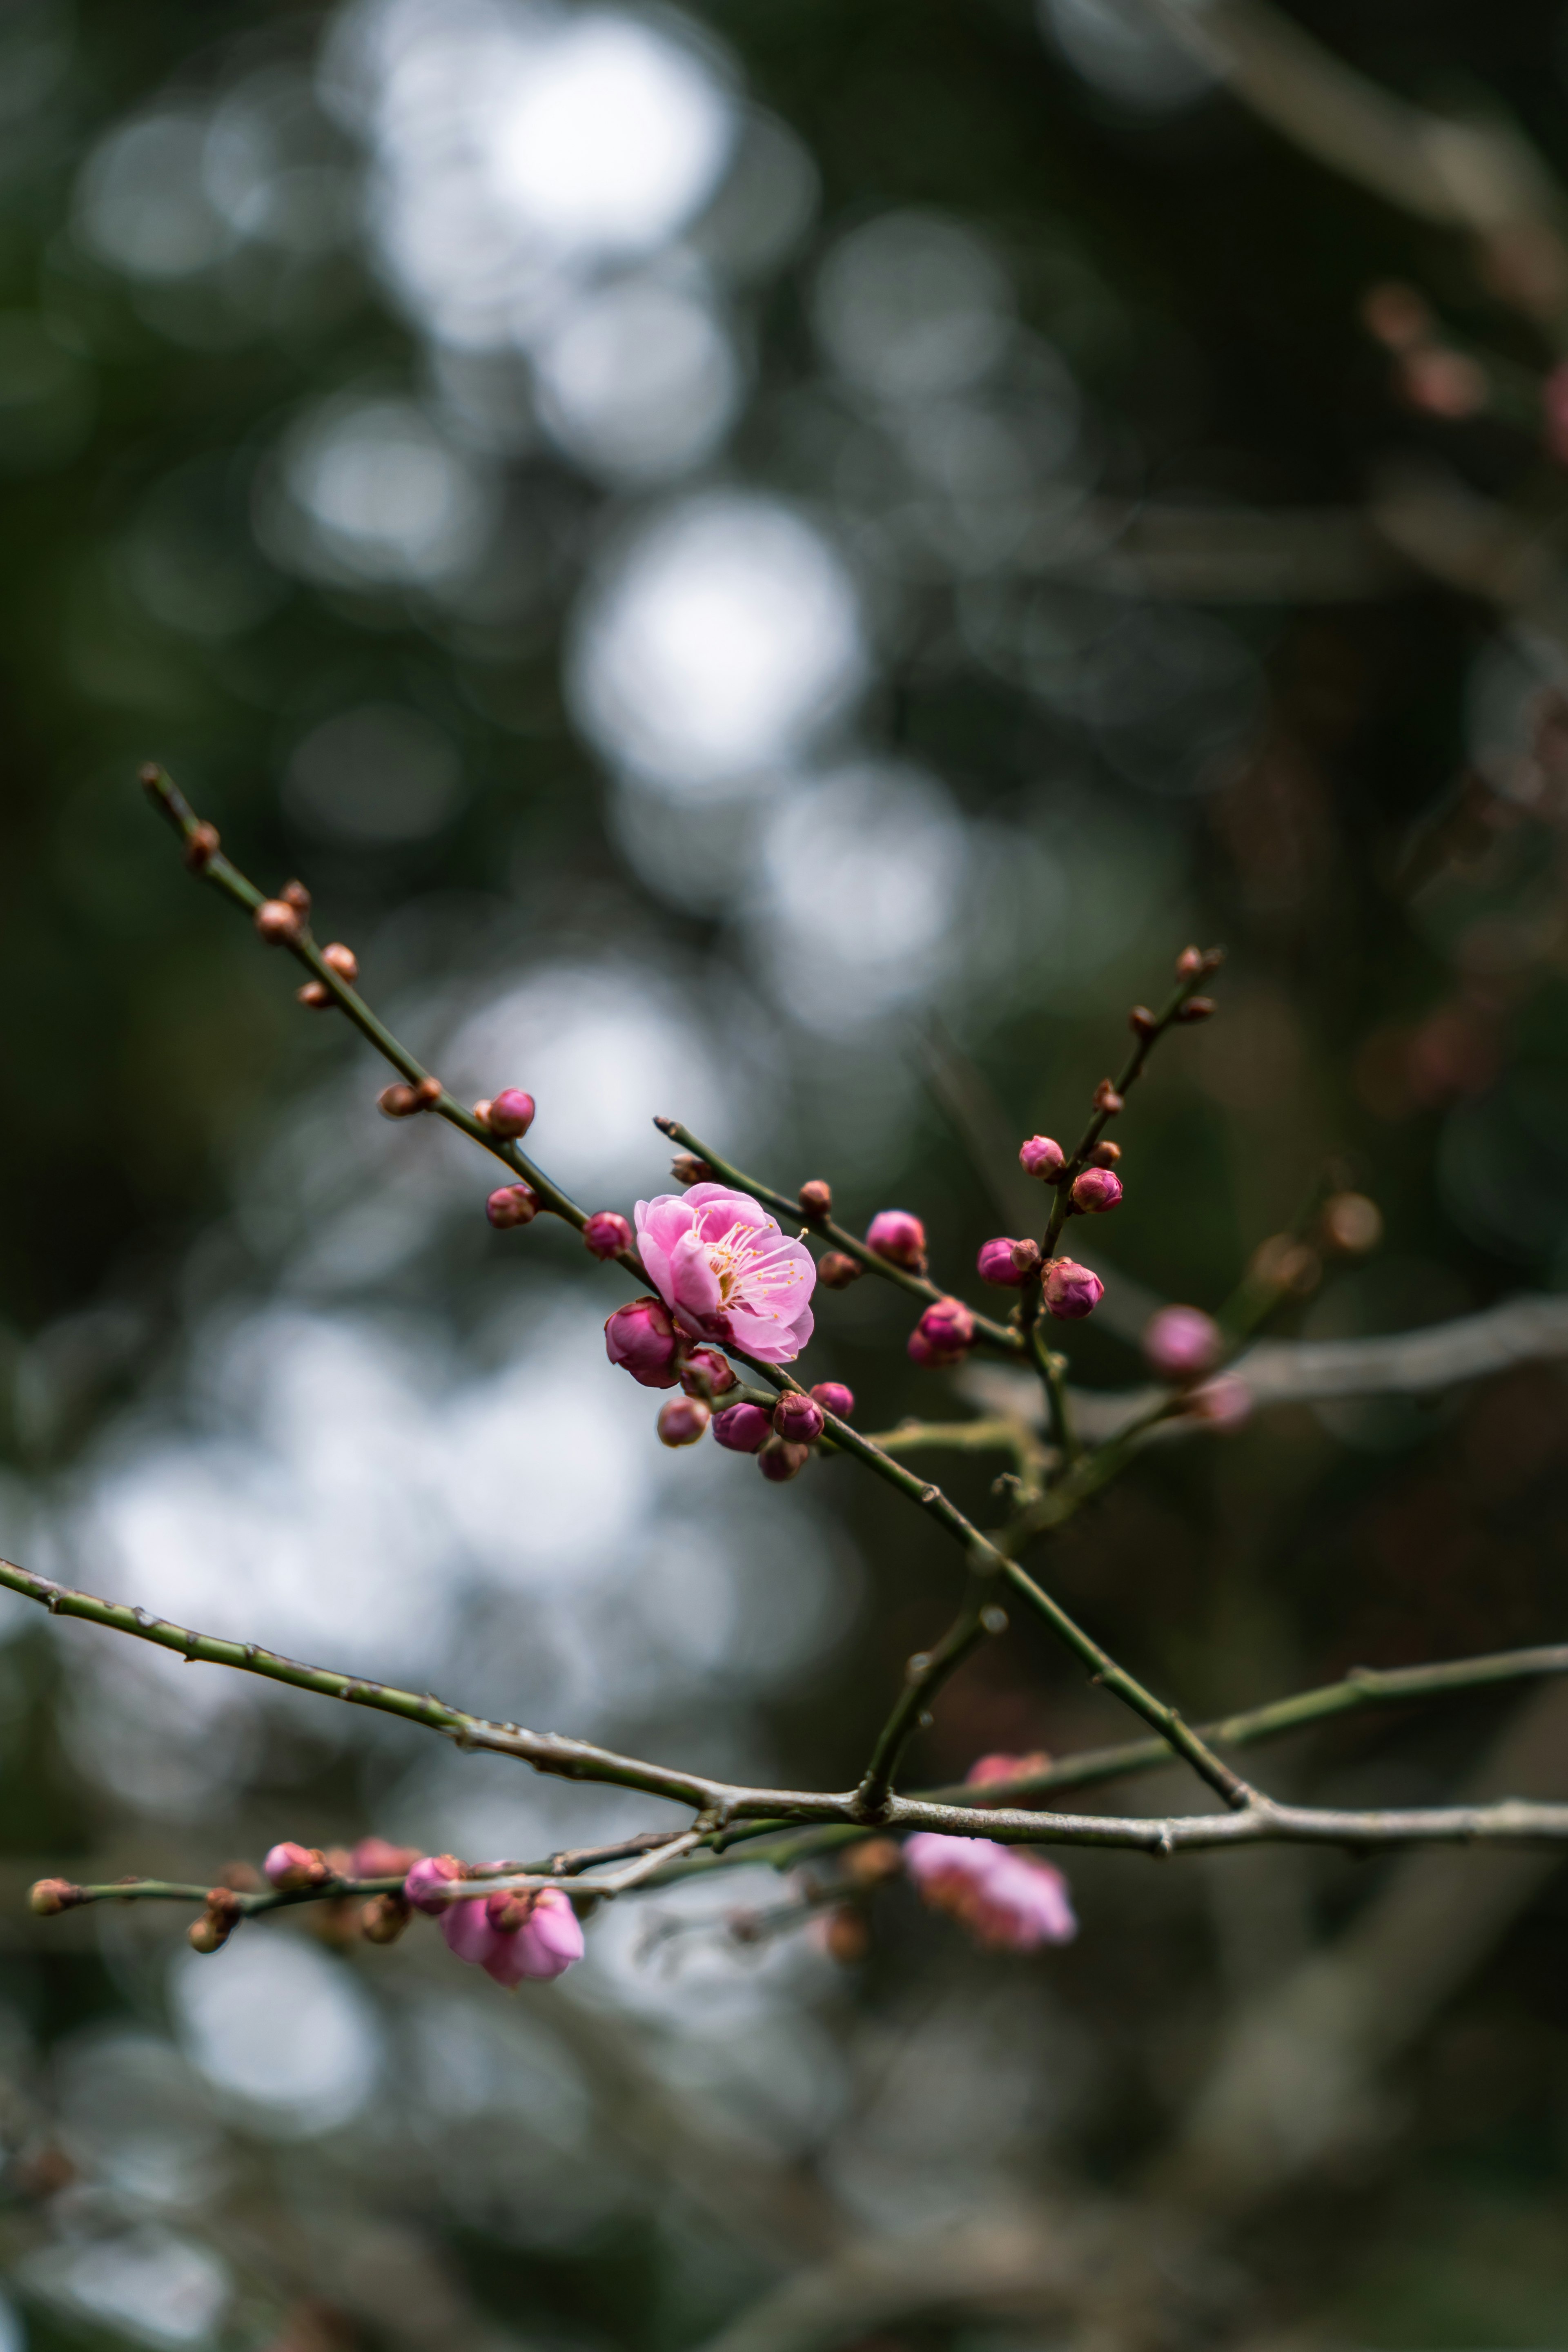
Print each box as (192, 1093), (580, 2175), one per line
(264, 1842), (333, 1891)
(583, 1210), (633, 1260)
(1176, 944), (1222, 979)
(254, 899), (300, 945)
(487, 1184), (540, 1229)
(866, 1210), (927, 1272)
(280, 880), (312, 917)
(359, 1892), (413, 1945)
(297, 982), (332, 1010)
(29, 1879), (81, 1916)
(321, 943), (358, 982)
(977, 1237), (1040, 1288)
(1092, 1081), (1124, 1116)
(713, 1402), (772, 1453)
(1129, 1005), (1158, 1039)
(759, 1437), (809, 1483)
(1088, 1141), (1120, 1167)
(809, 1381), (854, 1418)
(188, 1888), (242, 1954)
(773, 1392), (824, 1444)
(798, 1179), (832, 1219)
(1176, 997), (1216, 1023)
(818, 1251), (863, 1289)
(488, 1088), (535, 1139)
(658, 1397), (710, 1448)
(1019, 1136), (1065, 1181)
(1070, 1167), (1123, 1215)
(681, 1347), (737, 1400)
(378, 1077), (442, 1119)
(671, 1153), (712, 1184)
(183, 821), (220, 873)
(1321, 1192), (1383, 1254)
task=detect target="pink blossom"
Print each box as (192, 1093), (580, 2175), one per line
(634, 1184), (815, 1364)
(976, 1236), (1040, 1287)
(1143, 1306), (1222, 1382)
(487, 1184), (539, 1229)
(404, 1854), (465, 1914)
(909, 1296), (975, 1367)
(713, 1402), (772, 1453)
(866, 1209), (927, 1270)
(604, 1296), (682, 1388)
(487, 1088), (536, 1139)
(405, 1859), (586, 1986)
(1071, 1167), (1123, 1214)
(1019, 1135), (1065, 1181)
(1041, 1258), (1103, 1320)
(904, 1834), (1077, 1953)
(582, 1210), (632, 1260)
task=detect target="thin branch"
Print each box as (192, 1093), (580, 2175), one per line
(854, 1592), (1008, 1819)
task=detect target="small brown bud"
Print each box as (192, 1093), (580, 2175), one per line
(297, 982), (332, 1010)
(414, 1075), (441, 1108)
(841, 1837), (902, 1887)
(1129, 1005), (1158, 1038)
(1176, 945), (1206, 978)
(670, 1153), (712, 1184)
(280, 879), (312, 917)
(255, 899), (300, 944)
(1176, 996), (1216, 1023)
(188, 1890), (241, 1953)
(1093, 1080), (1125, 1115)
(1089, 1140), (1121, 1167)
(1322, 1191), (1383, 1254)
(377, 1083), (421, 1119)
(183, 821), (220, 873)
(798, 1179), (833, 1219)
(321, 943), (359, 982)
(817, 1251), (864, 1289)
(359, 1892), (412, 1946)
(472, 1099), (493, 1126)
(821, 1905), (870, 1965)
(1250, 1235), (1321, 1296)
(29, 1878), (80, 1917)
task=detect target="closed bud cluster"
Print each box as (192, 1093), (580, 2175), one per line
(487, 1184), (539, 1229)
(977, 1236), (1040, 1288)
(1019, 1136), (1065, 1181)
(773, 1392), (824, 1443)
(758, 1437), (809, 1482)
(183, 820), (220, 873)
(713, 1401), (772, 1453)
(817, 1251), (863, 1289)
(680, 1347), (737, 1400)
(909, 1296), (974, 1368)
(487, 1088), (535, 1139)
(1041, 1258), (1103, 1321)
(605, 1296), (682, 1388)
(583, 1210), (633, 1260)
(809, 1381), (854, 1418)
(254, 898), (300, 944)
(657, 1396), (710, 1448)
(798, 1179), (832, 1219)
(1143, 1305), (1222, 1382)
(1070, 1167), (1123, 1214)
(866, 1210), (927, 1272)
(321, 943), (358, 981)
(670, 1153), (712, 1184)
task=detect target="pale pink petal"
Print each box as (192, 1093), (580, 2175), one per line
(441, 1896), (503, 1967)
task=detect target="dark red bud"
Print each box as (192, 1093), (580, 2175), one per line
(772, 1392), (824, 1444)
(1129, 1005), (1158, 1038)
(758, 1437), (810, 1483)
(817, 1251), (863, 1289)
(671, 1153), (713, 1184)
(378, 1084), (421, 1119)
(798, 1179), (833, 1219)
(488, 1088), (535, 1139)
(183, 820), (220, 873)
(280, 879), (312, 916)
(1089, 1141), (1121, 1167)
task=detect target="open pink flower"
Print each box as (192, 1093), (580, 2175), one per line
(904, 1833), (1077, 1953)
(634, 1183), (815, 1364)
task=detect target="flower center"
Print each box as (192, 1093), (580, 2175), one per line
(706, 1222), (799, 1321)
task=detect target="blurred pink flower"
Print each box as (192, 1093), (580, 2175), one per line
(1143, 1305), (1222, 1382)
(904, 1833), (1077, 1953)
(404, 1856), (585, 1986)
(635, 1184), (815, 1363)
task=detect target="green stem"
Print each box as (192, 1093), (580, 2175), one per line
(854, 1588), (1006, 1817)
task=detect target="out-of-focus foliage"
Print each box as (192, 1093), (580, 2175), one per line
(6, 0), (1568, 2345)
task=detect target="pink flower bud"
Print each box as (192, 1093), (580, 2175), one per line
(321, 942), (358, 981)
(487, 1184), (539, 1230)
(759, 1437), (809, 1483)
(903, 1834), (1076, 1953)
(976, 1236), (1041, 1287)
(1041, 1259), (1103, 1320)
(254, 898), (300, 944)
(798, 1179), (832, 1219)
(1019, 1136), (1065, 1181)
(263, 1842), (330, 1891)
(1186, 1374), (1252, 1430)
(657, 1397), (710, 1448)
(605, 1296), (682, 1389)
(910, 1296), (974, 1367)
(404, 1854), (464, 1914)
(772, 1392), (824, 1443)
(1142, 1306), (1222, 1382)
(809, 1381), (854, 1418)
(713, 1402), (772, 1453)
(582, 1210), (633, 1260)
(1071, 1167), (1123, 1214)
(866, 1210), (927, 1271)
(29, 1878), (81, 1916)
(680, 1347), (737, 1399)
(488, 1088), (536, 1139)
(480, 1885), (585, 1986)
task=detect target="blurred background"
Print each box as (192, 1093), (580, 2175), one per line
(6, 0), (1568, 2344)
